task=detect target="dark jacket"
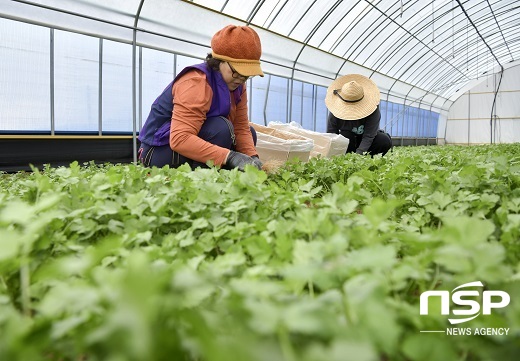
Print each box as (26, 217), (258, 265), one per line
(327, 106), (381, 154)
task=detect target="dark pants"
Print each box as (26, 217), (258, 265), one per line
(346, 130), (393, 156)
(139, 116), (257, 169)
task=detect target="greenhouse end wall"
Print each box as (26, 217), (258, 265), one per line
(445, 64), (520, 145)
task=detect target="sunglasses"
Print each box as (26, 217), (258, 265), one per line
(227, 62), (249, 82)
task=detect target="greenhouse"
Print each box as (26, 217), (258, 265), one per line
(0, 1), (519, 360)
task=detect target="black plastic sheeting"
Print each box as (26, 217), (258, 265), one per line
(0, 138), (137, 172)
(0, 136), (436, 173)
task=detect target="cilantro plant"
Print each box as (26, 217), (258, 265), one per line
(0, 144), (519, 361)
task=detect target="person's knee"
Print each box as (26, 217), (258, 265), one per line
(139, 144), (174, 167)
(368, 131), (392, 156)
(379, 132), (393, 155)
(199, 116), (234, 148)
(385, 132), (393, 148)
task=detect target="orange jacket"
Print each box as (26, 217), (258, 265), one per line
(169, 69), (257, 166)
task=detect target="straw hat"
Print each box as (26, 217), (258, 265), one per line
(325, 74), (380, 120)
(211, 25), (264, 77)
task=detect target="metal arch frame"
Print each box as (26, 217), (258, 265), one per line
(377, 10), (518, 95)
(8, 1), (144, 143)
(432, 96), (453, 113)
(411, 32), (486, 92)
(10, 2), (519, 65)
(343, 10), (390, 62)
(255, 0), (273, 27)
(132, 0), (145, 164)
(366, 22), (446, 83)
(377, 3), (469, 80)
(315, 1), (359, 49)
(456, 0), (506, 145)
(287, 0), (318, 38)
(249, 0), (317, 38)
(7, 0), (517, 138)
(348, 0), (469, 85)
(425, 66), (476, 100)
(329, 11), (436, 100)
(220, 0), (230, 13)
(245, 0), (266, 25)
(11, 0), (137, 32)
(286, 0), (343, 124)
(329, 2), (459, 107)
(224, 0), (285, 28)
(339, 1), (391, 59)
(456, 0), (503, 68)
(299, 81), (304, 125)
(6, 2), (218, 54)
(383, 90), (391, 134)
(432, 93), (452, 114)
(486, 21), (520, 50)
(479, 24), (520, 60)
(478, 4), (520, 42)
(398, 37), (479, 90)
(301, 0), (343, 44)
(486, 1), (516, 62)
(416, 30), (508, 94)
(369, 2), (470, 89)
(199, 1), (494, 111)
(409, 23), (489, 86)
(329, 1), (368, 54)
(343, 1), (402, 63)
(263, 74), (271, 126)
(350, 3), (484, 104)
(254, 0), (381, 127)
(327, 11), (363, 54)
(422, 89), (445, 113)
(372, 1), (508, 80)
(423, 70), (465, 101)
(257, 0), (285, 28)
(230, 0), (345, 126)
(383, 79), (438, 131)
(430, 2), (514, 63)
(456, 0), (507, 143)
(350, 5), (406, 69)
(422, 35), (512, 93)
(264, 0), (289, 29)
(331, 57), (436, 113)
(372, 17), (435, 74)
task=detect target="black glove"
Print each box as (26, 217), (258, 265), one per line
(226, 151), (257, 171)
(251, 155), (263, 170)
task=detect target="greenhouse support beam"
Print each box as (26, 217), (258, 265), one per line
(456, 0), (504, 144)
(132, 0), (145, 164)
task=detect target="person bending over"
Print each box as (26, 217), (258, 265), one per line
(326, 74), (392, 156)
(138, 25), (264, 171)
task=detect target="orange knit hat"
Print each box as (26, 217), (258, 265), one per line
(211, 25), (264, 77)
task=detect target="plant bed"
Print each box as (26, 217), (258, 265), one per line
(1, 144), (519, 361)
